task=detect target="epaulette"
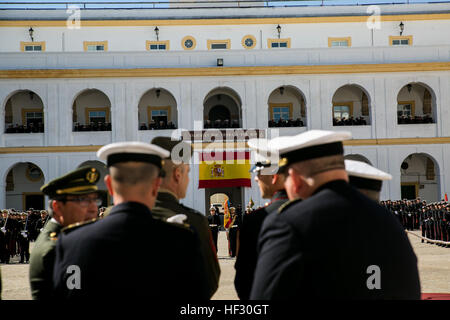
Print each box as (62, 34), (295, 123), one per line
(49, 232), (58, 241)
(61, 218), (99, 234)
(278, 198), (302, 214)
(163, 219), (192, 231)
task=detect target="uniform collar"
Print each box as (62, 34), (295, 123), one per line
(312, 179), (350, 196)
(158, 189), (180, 202)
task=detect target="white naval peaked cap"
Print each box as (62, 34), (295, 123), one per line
(247, 138), (278, 173)
(267, 130), (352, 169)
(345, 159), (392, 192)
(97, 141), (170, 168)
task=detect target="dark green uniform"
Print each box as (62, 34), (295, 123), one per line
(152, 191), (221, 299)
(29, 220), (61, 300)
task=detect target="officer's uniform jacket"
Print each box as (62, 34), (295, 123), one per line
(152, 191), (220, 299)
(29, 219), (61, 300)
(251, 180), (421, 300)
(53, 201), (210, 300)
(234, 190), (289, 300)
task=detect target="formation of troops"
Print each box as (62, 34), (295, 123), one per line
(0, 209), (49, 264)
(2, 129), (447, 300)
(382, 199), (450, 247)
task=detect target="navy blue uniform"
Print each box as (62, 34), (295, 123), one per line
(251, 180), (421, 300)
(234, 190), (289, 300)
(53, 201), (210, 300)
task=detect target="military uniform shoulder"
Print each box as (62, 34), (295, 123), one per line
(156, 217), (192, 233)
(61, 218), (99, 234)
(180, 203), (203, 216)
(278, 198), (302, 214)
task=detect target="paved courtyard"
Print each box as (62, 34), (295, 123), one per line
(1, 230), (448, 300)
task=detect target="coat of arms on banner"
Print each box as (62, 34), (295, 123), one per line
(210, 164), (224, 178)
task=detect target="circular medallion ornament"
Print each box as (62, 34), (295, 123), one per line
(242, 35), (256, 49)
(26, 163), (43, 182)
(182, 36), (196, 50)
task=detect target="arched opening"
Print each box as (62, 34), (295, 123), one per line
(267, 86), (306, 127)
(138, 88), (177, 130)
(5, 162), (45, 210)
(4, 90), (44, 133)
(400, 153), (439, 201)
(344, 154), (372, 165)
(72, 89), (112, 132)
(397, 83), (435, 124)
(78, 160), (110, 207)
(203, 88), (242, 128)
(332, 85), (370, 126)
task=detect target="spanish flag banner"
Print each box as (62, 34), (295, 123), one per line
(223, 199), (231, 228)
(198, 151), (251, 189)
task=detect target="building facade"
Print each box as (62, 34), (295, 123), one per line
(1, 2), (450, 212)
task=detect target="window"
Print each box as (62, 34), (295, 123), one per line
(146, 40), (170, 51)
(181, 36), (196, 50)
(242, 35), (256, 49)
(328, 37), (351, 47)
(20, 41), (45, 52)
(148, 106), (171, 127)
(21, 109), (43, 127)
(268, 38), (291, 49)
(85, 108), (109, 125)
(332, 102), (353, 121)
(269, 103), (293, 121)
(390, 36), (413, 46)
(397, 101), (415, 117)
(83, 41), (108, 52)
(207, 39), (231, 50)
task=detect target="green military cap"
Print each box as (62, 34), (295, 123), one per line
(40, 166), (100, 199)
(151, 136), (193, 163)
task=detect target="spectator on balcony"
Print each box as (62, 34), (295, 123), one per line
(140, 123), (148, 130)
(38, 122), (44, 133)
(167, 121), (176, 129)
(204, 120), (211, 129)
(105, 122), (112, 131)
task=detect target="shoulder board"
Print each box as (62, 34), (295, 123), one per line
(49, 231), (59, 241)
(278, 198), (302, 214)
(61, 218), (99, 234)
(161, 219), (192, 232)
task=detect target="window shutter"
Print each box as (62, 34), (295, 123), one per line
(301, 98), (306, 118)
(426, 158), (435, 181)
(361, 92), (369, 116)
(423, 89), (431, 115)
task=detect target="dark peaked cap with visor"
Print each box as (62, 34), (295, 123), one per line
(345, 159), (392, 192)
(151, 136), (193, 163)
(97, 141), (170, 169)
(40, 166), (100, 199)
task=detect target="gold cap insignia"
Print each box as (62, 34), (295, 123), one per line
(278, 157), (288, 167)
(86, 169), (99, 183)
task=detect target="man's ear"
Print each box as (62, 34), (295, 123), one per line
(288, 168), (303, 195)
(52, 200), (64, 225)
(173, 166), (182, 183)
(105, 175), (114, 197)
(152, 177), (162, 197)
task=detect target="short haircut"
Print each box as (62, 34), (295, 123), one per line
(290, 155), (345, 178)
(110, 162), (160, 185)
(160, 159), (185, 184)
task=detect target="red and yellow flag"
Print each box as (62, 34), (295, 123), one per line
(198, 151), (251, 189)
(223, 199), (231, 228)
